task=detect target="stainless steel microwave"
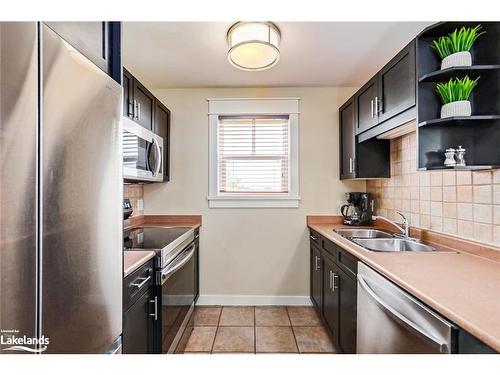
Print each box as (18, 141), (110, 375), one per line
(123, 117), (164, 182)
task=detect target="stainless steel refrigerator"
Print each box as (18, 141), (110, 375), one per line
(0, 22), (122, 354)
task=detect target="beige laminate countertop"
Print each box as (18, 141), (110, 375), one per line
(123, 250), (156, 278)
(309, 222), (500, 352)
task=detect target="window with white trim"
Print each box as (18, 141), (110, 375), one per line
(208, 98), (300, 208)
(218, 115), (289, 194)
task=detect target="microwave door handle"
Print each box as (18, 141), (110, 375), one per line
(153, 138), (162, 176)
(357, 274), (449, 353)
(160, 244), (196, 284)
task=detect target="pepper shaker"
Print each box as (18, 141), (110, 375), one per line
(456, 145), (466, 167)
(444, 148), (456, 167)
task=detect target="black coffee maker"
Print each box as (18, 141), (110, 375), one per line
(341, 192), (373, 226)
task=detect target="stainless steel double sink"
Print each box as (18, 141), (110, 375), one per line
(333, 228), (436, 252)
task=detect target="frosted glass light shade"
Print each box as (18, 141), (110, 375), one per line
(227, 22), (281, 71)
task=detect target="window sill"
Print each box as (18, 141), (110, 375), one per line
(207, 195), (301, 208)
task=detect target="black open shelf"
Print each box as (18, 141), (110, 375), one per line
(417, 118), (500, 169)
(419, 115), (500, 127)
(416, 22), (500, 171)
(418, 65), (500, 82)
(418, 165), (499, 171)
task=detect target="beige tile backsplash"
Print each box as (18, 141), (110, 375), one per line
(366, 131), (500, 247)
(124, 184), (144, 217)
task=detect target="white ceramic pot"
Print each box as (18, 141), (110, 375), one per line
(441, 51), (472, 70)
(440, 100), (472, 118)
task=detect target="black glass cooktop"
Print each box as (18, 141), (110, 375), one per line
(124, 227), (192, 250)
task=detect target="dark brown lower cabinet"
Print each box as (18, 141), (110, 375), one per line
(123, 286), (154, 354)
(322, 253), (339, 337)
(337, 267), (357, 354)
(310, 245), (322, 310)
(309, 233), (358, 353)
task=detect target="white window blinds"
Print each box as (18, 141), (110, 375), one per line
(218, 115), (290, 194)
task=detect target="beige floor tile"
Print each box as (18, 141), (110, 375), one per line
(219, 306), (254, 326)
(212, 327), (255, 353)
(287, 306), (322, 326)
(255, 307), (290, 326)
(193, 306), (222, 326)
(293, 326), (336, 353)
(255, 326), (298, 353)
(184, 327), (217, 352)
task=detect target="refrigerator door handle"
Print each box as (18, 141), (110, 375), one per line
(357, 273), (448, 353)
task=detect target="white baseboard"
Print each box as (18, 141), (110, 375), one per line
(196, 295), (312, 306)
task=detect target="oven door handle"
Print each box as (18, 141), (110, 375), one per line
(160, 244), (196, 284)
(357, 273), (449, 353)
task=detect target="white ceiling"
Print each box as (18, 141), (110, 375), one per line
(123, 22), (432, 89)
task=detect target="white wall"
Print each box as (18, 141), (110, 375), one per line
(145, 87), (365, 304)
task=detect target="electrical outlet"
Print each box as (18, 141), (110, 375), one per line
(137, 199), (144, 211)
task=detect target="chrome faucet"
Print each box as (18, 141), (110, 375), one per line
(372, 211), (410, 238)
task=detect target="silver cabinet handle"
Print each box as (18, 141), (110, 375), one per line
(315, 256), (320, 271)
(137, 102), (141, 121)
(374, 96), (379, 115)
(357, 273), (448, 353)
(149, 296), (158, 320)
(349, 157), (353, 173)
(128, 101), (134, 118)
(131, 275), (151, 289)
(370, 99), (374, 118)
(133, 100), (138, 120)
(310, 235), (318, 241)
(332, 273), (339, 291)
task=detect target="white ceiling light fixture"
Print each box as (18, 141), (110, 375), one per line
(227, 22), (281, 71)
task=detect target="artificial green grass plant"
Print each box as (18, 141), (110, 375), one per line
(431, 25), (485, 59)
(435, 76), (479, 104)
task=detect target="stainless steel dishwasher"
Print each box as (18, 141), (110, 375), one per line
(357, 262), (456, 353)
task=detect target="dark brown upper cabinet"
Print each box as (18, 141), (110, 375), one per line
(355, 40), (416, 135)
(122, 68), (155, 131)
(123, 68), (134, 119)
(339, 96), (390, 180)
(339, 97), (357, 179)
(378, 43), (416, 123)
(356, 77), (379, 134)
(154, 99), (171, 182)
(44, 22), (121, 83)
(132, 80), (155, 131)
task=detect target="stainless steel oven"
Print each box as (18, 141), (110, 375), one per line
(123, 116), (163, 182)
(158, 241), (197, 353)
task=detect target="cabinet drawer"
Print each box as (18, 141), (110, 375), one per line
(321, 238), (337, 258)
(309, 230), (321, 248)
(123, 259), (154, 311)
(336, 247), (358, 277)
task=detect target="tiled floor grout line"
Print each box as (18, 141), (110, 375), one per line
(253, 306), (256, 354)
(209, 305), (222, 354)
(285, 306), (301, 354)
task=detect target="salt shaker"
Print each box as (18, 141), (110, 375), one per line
(444, 148), (456, 167)
(456, 145), (466, 167)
